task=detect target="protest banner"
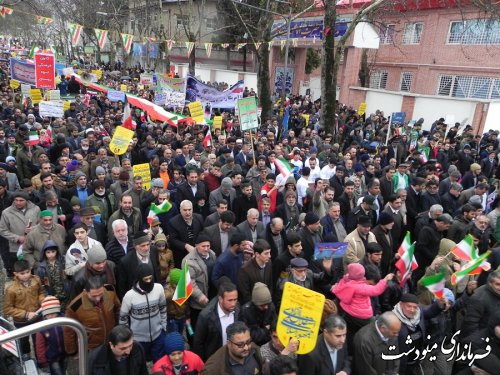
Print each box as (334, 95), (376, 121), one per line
(154, 92), (166, 106)
(107, 90), (126, 102)
(39, 101), (64, 118)
(314, 242), (348, 260)
(140, 73), (154, 85)
(21, 84), (31, 97)
(157, 76), (186, 108)
(48, 90), (60, 101)
(277, 282), (325, 354)
(9, 58), (36, 85)
(213, 116), (222, 130)
(132, 163), (152, 190)
(91, 69), (103, 80)
(109, 126), (134, 155)
(237, 97), (259, 131)
(120, 84), (128, 92)
(63, 101), (71, 111)
(9, 79), (20, 89)
(358, 102), (367, 116)
(187, 101), (205, 123)
(186, 75), (243, 108)
(34, 52), (56, 89)
(30, 89), (42, 104)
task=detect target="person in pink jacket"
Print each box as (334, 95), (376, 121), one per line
(332, 262), (394, 354)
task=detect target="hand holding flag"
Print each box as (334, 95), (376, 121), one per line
(173, 262), (193, 306)
(395, 232), (418, 287)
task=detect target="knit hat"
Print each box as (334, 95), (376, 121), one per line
(39, 210), (53, 218)
(345, 263), (365, 281)
(284, 190), (297, 199)
(119, 171), (130, 181)
(154, 233), (167, 245)
(5, 156), (16, 163)
(75, 171), (86, 180)
(196, 233), (211, 244)
(133, 232), (150, 246)
(470, 163), (481, 172)
(95, 166), (106, 175)
(169, 268), (182, 285)
(151, 178), (164, 188)
(252, 282), (272, 305)
(93, 180), (105, 189)
(221, 177), (232, 189)
(87, 243), (107, 264)
(70, 196), (81, 206)
(66, 160), (78, 172)
(304, 212), (320, 226)
(163, 332), (185, 355)
(40, 296), (61, 317)
(354, 163), (364, 173)
(13, 191), (29, 200)
(378, 212), (394, 225)
(400, 293), (419, 304)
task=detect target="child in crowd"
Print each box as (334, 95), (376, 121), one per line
(155, 233), (174, 284)
(164, 268), (190, 334)
(35, 296), (67, 375)
(37, 240), (69, 310)
(3, 259), (45, 357)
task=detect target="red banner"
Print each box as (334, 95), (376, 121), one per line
(34, 52), (55, 89)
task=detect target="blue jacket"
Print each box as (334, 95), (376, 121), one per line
(35, 323), (65, 367)
(211, 249), (244, 288)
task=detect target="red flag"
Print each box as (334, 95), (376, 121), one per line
(122, 97), (136, 131)
(203, 128), (212, 148)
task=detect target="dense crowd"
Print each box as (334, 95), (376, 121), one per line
(0, 58), (499, 375)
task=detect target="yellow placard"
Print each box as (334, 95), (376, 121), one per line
(9, 80), (20, 89)
(358, 102), (367, 116)
(276, 282), (325, 355)
(91, 69), (102, 80)
(187, 101), (204, 118)
(132, 163), (152, 190)
(301, 114), (310, 125)
(63, 101), (71, 111)
(30, 89), (43, 104)
(120, 84), (128, 92)
(137, 84), (144, 90)
(213, 116), (222, 130)
(192, 115), (205, 124)
(110, 126), (134, 156)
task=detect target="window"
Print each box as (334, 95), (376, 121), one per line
(400, 72), (413, 92)
(437, 75), (500, 99)
(370, 70), (388, 89)
(206, 18), (217, 30)
(448, 19), (500, 44)
(176, 15), (189, 29)
(402, 22), (423, 44)
(379, 24), (395, 44)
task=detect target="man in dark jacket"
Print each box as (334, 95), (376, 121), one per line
(88, 324), (148, 375)
(298, 314), (351, 375)
(405, 177), (426, 232)
(264, 217), (287, 260)
(440, 182), (463, 216)
(193, 282), (240, 361)
(447, 203), (475, 243)
(105, 219), (134, 264)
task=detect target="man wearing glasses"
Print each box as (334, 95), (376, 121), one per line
(202, 321), (263, 375)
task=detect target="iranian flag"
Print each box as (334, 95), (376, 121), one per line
(28, 44), (39, 59)
(203, 127), (212, 148)
(121, 33), (134, 54)
(420, 270), (446, 299)
(36, 16), (54, 25)
(69, 23), (83, 45)
(28, 131), (39, 146)
(173, 262), (193, 306)
(274, 156), (293, 178)
(452, 234), (477, 261)
(147, 201), (173, 225)
(395, 232), (418, 287)
(94, 29), (108, 49)
(0, 6), (13, 18)
(451, 250), (491, 285)
(122, 97), (136, 131)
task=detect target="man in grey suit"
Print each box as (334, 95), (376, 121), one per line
(236, 208), (265, 243)
(209, 177), (236, 212)
(201, 210), (238, 256)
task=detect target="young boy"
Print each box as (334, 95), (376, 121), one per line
(35, 296), (67, 375)
(3, 259), (45, 357)
(37, 240), (69, 310)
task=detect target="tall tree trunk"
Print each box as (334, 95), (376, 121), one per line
(189, 46), (196, 75)
(226, 46), (231, 70)
(257, 44), (271, 120)
(243, 45), (247, 72)
(321, 2), (336, 134)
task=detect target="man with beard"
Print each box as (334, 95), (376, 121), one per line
(110, 171), (133, 202)
(86, 180), (116, 226)
(119, 263), (167, 363)
(233, 182), (258, 225)
(275, 257), (317, 310)
(274, 190), (301, 231)
(107, 194), (142, 240)
(105, 219), (133, 265)
(88, 325), (148, 375)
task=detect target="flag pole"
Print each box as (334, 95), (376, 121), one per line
(250, 128), (256, 165)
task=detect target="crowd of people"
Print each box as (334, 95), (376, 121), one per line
(0, 57), (499, 375)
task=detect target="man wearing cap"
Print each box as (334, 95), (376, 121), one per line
(117, 233), (161, 299)
(414, 214), (453, 281)
(275, 257), (316, 308)
(298, 212), (323, 262)
(23, 210), (66, 271)
(0, 162), (20, 191)
(90, 148), (120, 180)
(209, 176), (236, 213)
(182, 233), (216, 330)
(107, 194), (143, 240)
(440, 182), (463, 216)
(110, 170), (133, 202)
(0, 191), (40, 276)
(344, 215), (377, 268)
(392, 162), (410, 192)
(371, 213), (395, 276)
(86, 180), (117, 226)
(67, 206), (107, 246)
(346, 195), (377, 233)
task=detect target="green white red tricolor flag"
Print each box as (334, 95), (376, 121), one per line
(203, 127), (212, 148)
(452, 234), (477, 261)
(185, 42), (194, 57)
(94, 29), (108, 49)
(121, 33), (134, 54)
(0, 6), (13, 18)
(173, 262), (193, 306)
(420, 270), (446, 299)
(36, 16), (53, 25)
(69, 23), (83, 45)
(204, 43), (213, 58)
(274, 156), (293, 178)
(122, 97), (136, 131)
(395, 232), (418, 287)
(28, 131), (39, 146)
(147, 201), (173, 225)
(451, 250), (491, 285)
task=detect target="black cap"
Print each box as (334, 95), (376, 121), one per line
(357, 215), (372, 227)
(400, 293), (419, 304)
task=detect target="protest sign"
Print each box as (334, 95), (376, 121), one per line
(9, 80), (20, 89)
(108, 90), (126, 102)
(132, 163), (152, 190)
(187, 101), (204, 123)
(140, 73), (154, 85)
(237, 97), (259, 131)
(110, 126), (134, 155)
(21, 84), (31, 96)
(313, 242), (348, 260)
(358, 102), (367, 116)
(30, 89), (42, 104)
(154, 92), (166, 106)
(277, 282), (325, 354)
(39, 101), (64, 118)
(91, 69), (103, 80)
(157, 76), (186, 108)
(10, 58), (36, 85)
(120, 84), (128, 92)
(213, 116), (222, 130)
(34, 52), (56, 89)
(48, 90), (60, 101)
(63, 101), (71, 111)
